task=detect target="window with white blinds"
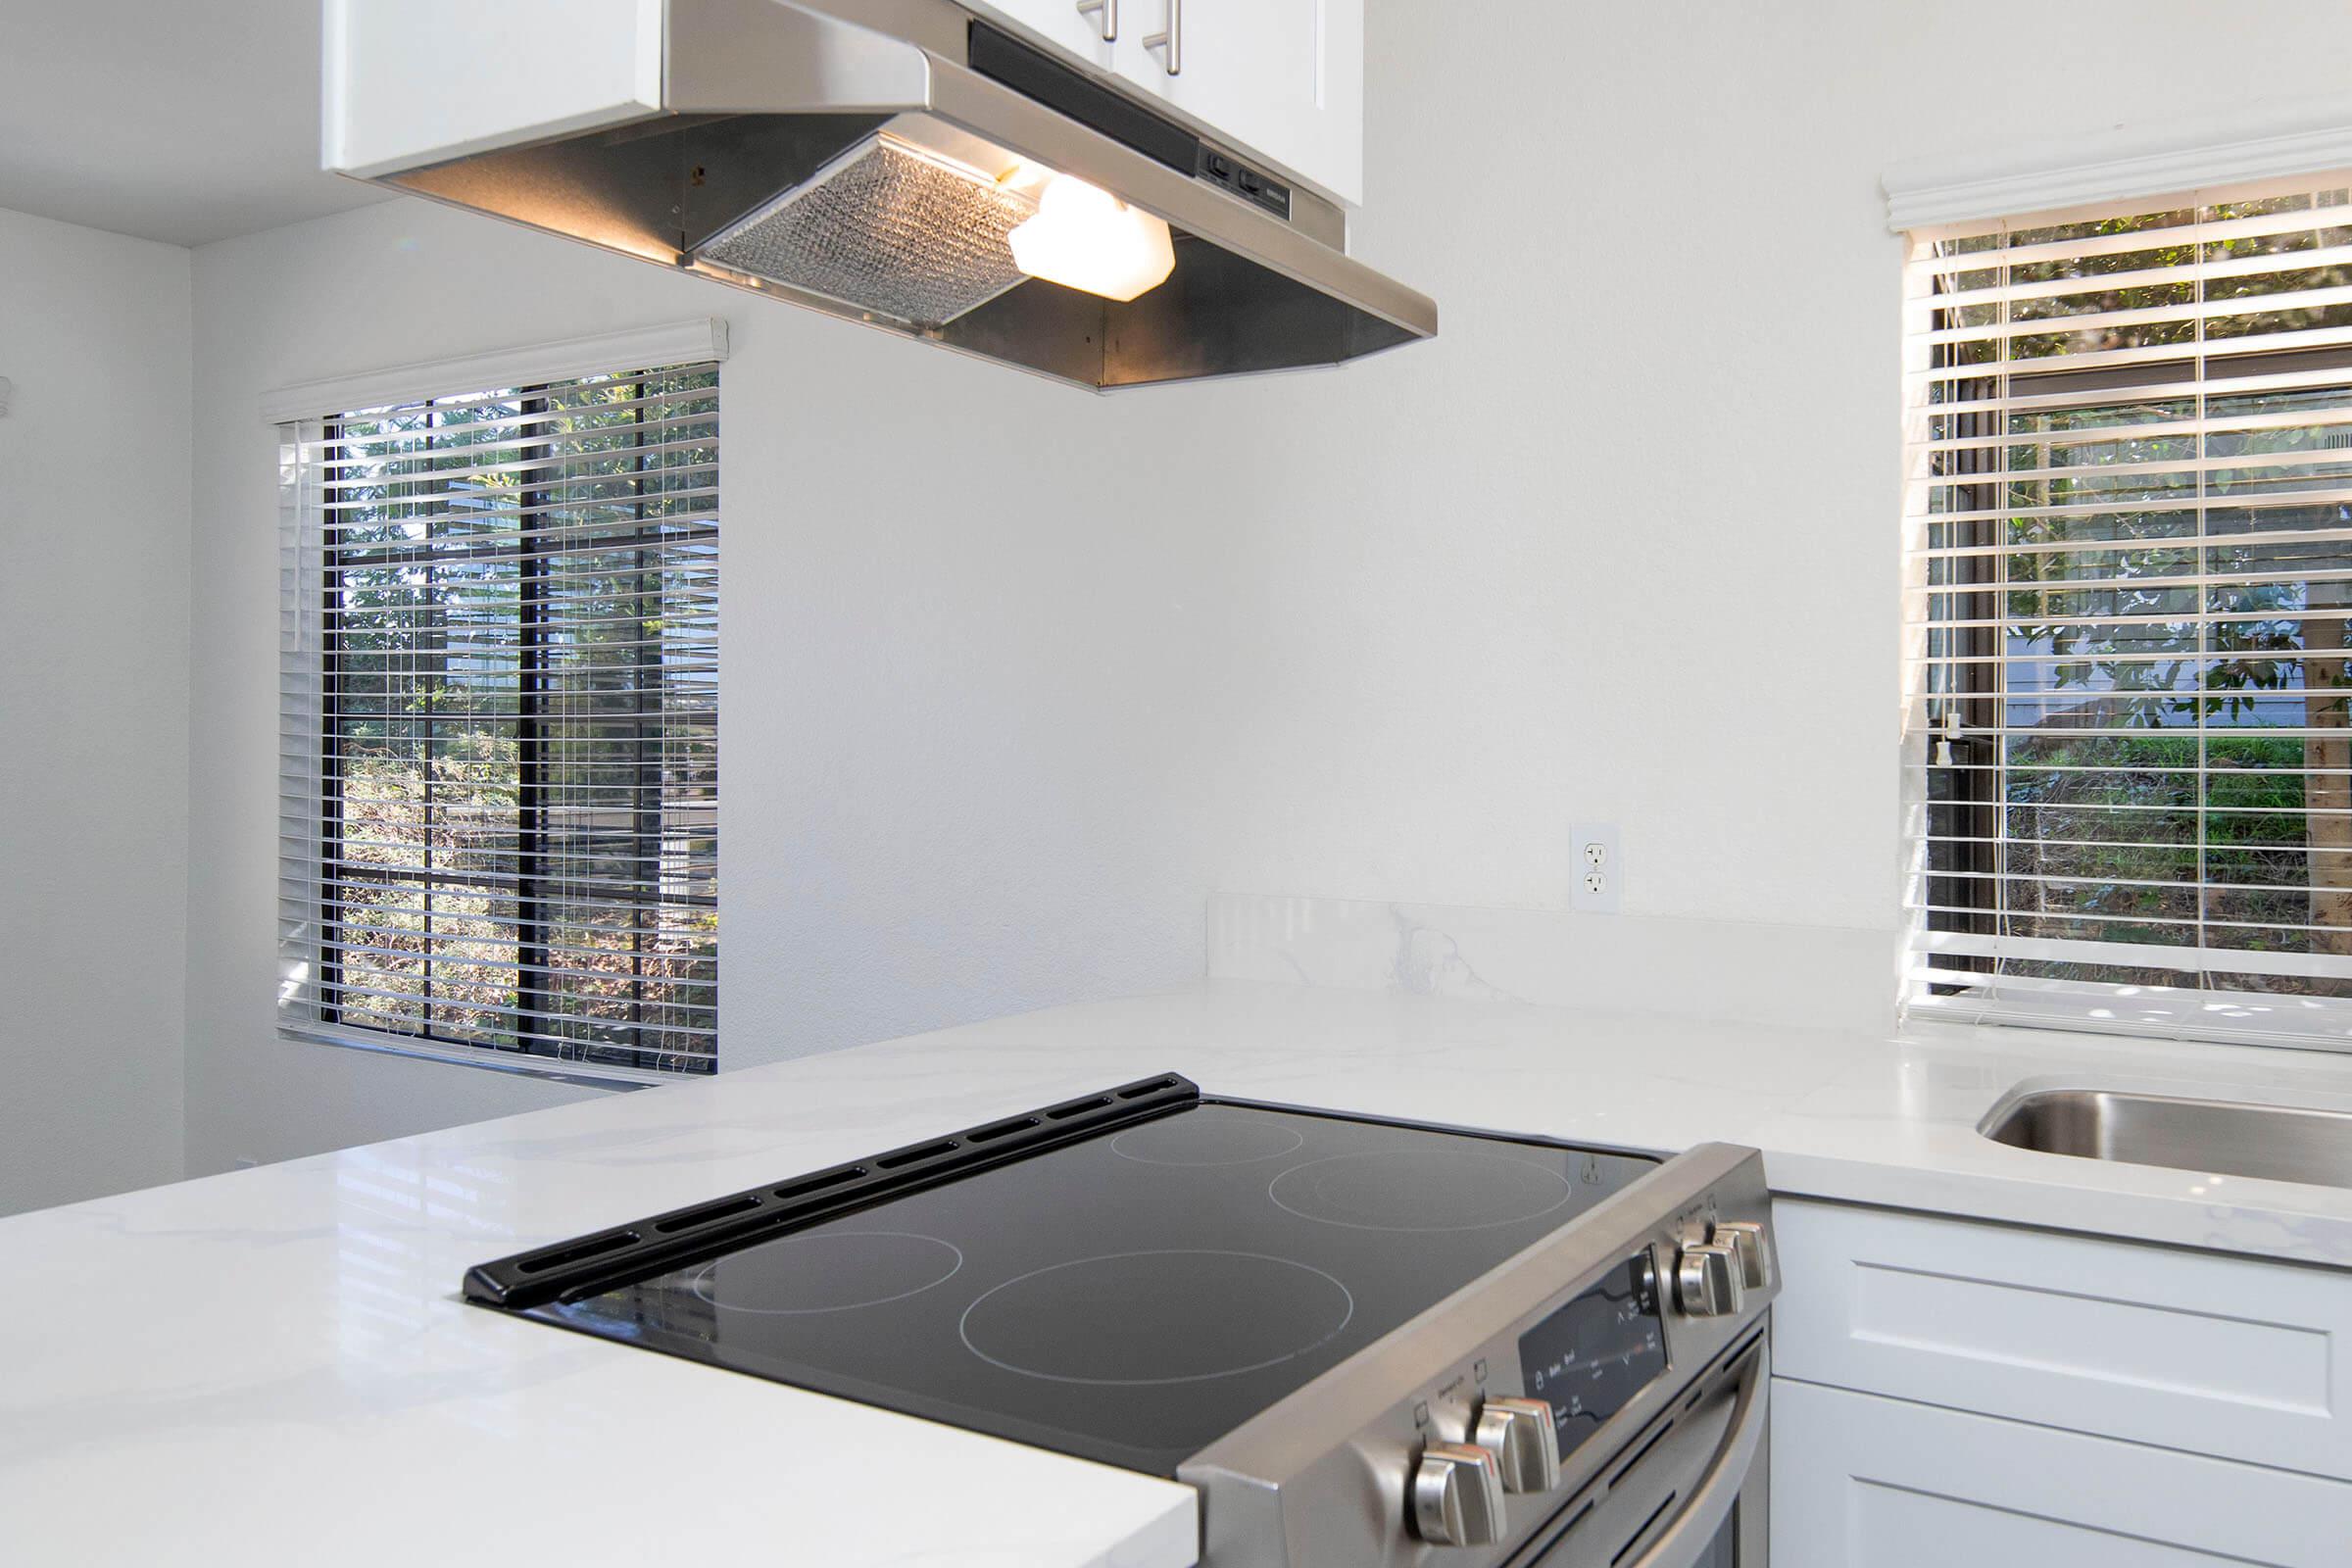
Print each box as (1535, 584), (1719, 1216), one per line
(277, 363), (719, 1078)
(1906, 172), (2352, 1047)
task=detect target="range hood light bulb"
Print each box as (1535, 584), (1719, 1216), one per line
(1007, 175), (1175, 303)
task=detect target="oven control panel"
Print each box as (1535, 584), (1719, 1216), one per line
(1516, 1251), (1669, 1456)
(1399, 1200), (1774, 1553)
(1180, 1142), (1777, 1568)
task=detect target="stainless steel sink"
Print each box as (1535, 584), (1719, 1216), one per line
(1981, 1088), (2352, 1190)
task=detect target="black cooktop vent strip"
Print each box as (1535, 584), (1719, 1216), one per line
(463, 1072), (1199, 1310)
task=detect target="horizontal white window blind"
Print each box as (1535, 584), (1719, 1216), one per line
(278, 362), (719, 1078)
(1906, 172), (2352, 1048)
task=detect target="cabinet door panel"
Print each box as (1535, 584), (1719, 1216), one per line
(1115, 0), (1360, 205)
(1854, 1483), (2270, 1567)
(1773, 1380), (2352, 1568)
(1773, 1199), (2352, 1480)
(1293, 0), (1361, 204)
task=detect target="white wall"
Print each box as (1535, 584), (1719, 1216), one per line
(0, 206), (191, 1214)
(184, 205), (1233, 1172)
(180, 0), (2352, 1174)
(1188, 0), (2352, 930)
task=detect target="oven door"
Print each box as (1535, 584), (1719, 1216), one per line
(1514, 1338), (1769, 1568)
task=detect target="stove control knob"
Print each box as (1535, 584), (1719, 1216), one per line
(1713, 1220), (1774, 1292)
(1412, 1442), (1506, 1547)
(1676, 1239), (1744, 1318)
(1474, 1396), (1562, 1493)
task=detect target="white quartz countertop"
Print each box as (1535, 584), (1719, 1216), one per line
(13, 979), (2352, 1566)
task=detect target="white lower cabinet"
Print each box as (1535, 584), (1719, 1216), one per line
(1773, 1380), (2352, 1566)
(1772, 1199), (2352, 1481)
(1769, 1199), (2352, 1565)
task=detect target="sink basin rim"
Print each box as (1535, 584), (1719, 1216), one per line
(1979, 1083), (2352, 1192)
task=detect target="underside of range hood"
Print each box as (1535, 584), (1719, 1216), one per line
(327, 0), (1436, 391)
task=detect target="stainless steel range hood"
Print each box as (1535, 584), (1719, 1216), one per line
(323, 0), (1436, 391)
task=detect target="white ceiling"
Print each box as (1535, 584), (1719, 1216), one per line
(0, 0), (391, 248)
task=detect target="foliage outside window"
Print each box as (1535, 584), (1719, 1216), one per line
(278, 364), (719, 1075)
(1909, 175), (2352, 1046)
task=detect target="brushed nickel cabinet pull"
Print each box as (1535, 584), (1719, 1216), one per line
(1142, 0), (1180, 74)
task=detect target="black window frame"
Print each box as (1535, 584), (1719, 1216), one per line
(315, 374), (718, 1076)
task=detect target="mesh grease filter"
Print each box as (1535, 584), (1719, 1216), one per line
(696, 137), (1039, 329)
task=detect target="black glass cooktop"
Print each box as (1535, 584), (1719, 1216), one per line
(482, 1081), (1658, 1475)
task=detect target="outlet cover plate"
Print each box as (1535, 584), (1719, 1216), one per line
(1570, 821), (1620, 913)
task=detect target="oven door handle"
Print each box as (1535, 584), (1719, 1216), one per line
(1618, 1341), (1768, 1568)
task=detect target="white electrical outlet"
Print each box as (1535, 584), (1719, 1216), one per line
(1570, 822), (1620, 912)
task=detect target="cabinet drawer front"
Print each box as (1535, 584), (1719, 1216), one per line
(1774, 1380), (2352, 1567)
(1773, 1200), (2352, 1480)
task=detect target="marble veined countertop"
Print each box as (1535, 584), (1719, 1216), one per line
(11, 979), (2352, 1566)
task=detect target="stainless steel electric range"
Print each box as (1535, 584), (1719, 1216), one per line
(466, 1073), (1776, 1567)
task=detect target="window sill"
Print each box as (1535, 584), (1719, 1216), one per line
(280, 1021), (694, 1090)
(1908, 976), (2352, 1058)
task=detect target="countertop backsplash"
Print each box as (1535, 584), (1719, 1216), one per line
(1207, 891), (1898, 1033)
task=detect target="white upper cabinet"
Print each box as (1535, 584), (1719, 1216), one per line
(968, 0), (1364, 207)
(325, 0), (665, 176)
(1114, 0), (1362, 207)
